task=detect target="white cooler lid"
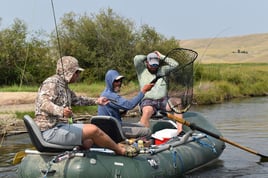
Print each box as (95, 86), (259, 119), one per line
(151, 129), (178, 141)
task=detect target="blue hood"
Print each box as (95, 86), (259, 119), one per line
(98, 70), (144, 122)
(105, 69), (122, 92)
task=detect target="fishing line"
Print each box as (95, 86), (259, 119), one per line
(195, 27), (230, 67)
(194, 27), (230, 88)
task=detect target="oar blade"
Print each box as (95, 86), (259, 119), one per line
(13, 151), (26, 165)
(260, 155), (268, 162)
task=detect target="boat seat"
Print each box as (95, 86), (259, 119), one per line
(23, 115), (75, 152)
(90, 116), (126, 143)
(150, 119), (177, 133)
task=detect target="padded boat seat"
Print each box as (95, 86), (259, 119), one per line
(150, 119), (177, 133)
(23, 115), (75, 152)
(90, 116), (126, 143)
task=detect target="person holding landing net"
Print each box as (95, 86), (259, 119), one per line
(134, 51), (184, 136)
(134, 49), (268, 162)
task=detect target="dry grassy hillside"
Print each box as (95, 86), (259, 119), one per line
(180, 33), (268, 63)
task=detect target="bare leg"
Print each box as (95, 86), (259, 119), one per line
(82, 124), (125, 155)
(140, 106), (154, 128)
(166, 103), (183, 133)
(82, 139), (94, 149)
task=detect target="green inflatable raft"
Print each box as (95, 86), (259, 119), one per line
(17, 112), (225, 178)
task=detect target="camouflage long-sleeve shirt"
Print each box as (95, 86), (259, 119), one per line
(34, 74), (97, 131)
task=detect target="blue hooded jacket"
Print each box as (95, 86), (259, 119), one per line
(98, 70), (144, 123)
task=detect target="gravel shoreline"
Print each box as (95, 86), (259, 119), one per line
(0, 92), (139, 136)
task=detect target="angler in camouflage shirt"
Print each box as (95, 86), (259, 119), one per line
(34, 56), (133, 156)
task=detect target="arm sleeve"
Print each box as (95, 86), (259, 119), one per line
(133, 55), (147, 74)
(159, 54), (179, 74)
(70, 90), (97, 106)
(111, 92), (144, 110)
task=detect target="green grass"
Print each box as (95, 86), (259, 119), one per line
(194, 63), (268, 104)
(1, 63), (267, 117)
(15, 111), (35, 119)
(69, 81), (106, 97)
(0, 85), (38, 92)
(69, 80), (140, 97)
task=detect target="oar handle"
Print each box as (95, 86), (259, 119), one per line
(165, 112), (191, 126)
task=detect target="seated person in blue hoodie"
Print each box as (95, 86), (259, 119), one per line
(98, 69), (154, 138)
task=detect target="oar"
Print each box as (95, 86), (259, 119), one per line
(13, 150), (26, 165)
(162, 112), (268, 162)
(13, 147), (37, 165)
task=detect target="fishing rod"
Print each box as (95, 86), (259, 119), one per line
(194, 27), (230, 89)
(50, 0), (73, 124)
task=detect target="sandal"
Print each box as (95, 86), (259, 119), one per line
(124, 145), (139, 157)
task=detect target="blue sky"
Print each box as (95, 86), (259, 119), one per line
(0, 0), (267, 40)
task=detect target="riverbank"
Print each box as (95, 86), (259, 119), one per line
(0, 92), (138, 137)
(1, 90), (267, 133)
(0, 92), (35, 137)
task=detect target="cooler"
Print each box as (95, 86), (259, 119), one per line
(151, 129), (178, 145)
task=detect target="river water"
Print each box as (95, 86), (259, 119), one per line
(0, 97), (267, 178)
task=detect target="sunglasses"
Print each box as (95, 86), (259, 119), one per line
(149, 64), (159, 68)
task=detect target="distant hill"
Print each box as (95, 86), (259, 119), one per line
(180, 33), (268, 63)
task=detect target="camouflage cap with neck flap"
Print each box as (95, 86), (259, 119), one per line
(56, 56), (84, 82)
